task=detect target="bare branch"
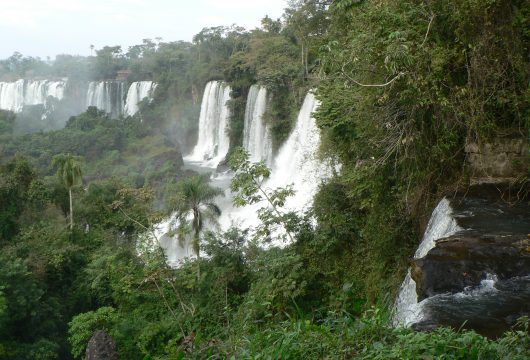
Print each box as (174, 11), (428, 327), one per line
(421, 14), (435, 47)
(340, 60), (405, 87)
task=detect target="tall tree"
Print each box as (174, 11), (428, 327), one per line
(284, 0), (330, 78)
(52, 154), (83, 230)
(170, 175), (223, 271)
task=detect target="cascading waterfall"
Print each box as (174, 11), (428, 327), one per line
(186, 81), (231, 167)
(393, 198), (462, 326)
(243, 85), (273, 165)
(0, 79), (66, 112)
(160, 91), (331, 265)
(124, 81), (157, 116)
(154, 81), (231, 265)
(266, 92), (330, 212)
(0, 79), (158, 119)
(0, 80), (25, 112)
(220, 92), (332, 231)
(86, 81), (125, 118)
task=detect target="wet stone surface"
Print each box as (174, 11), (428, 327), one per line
(410, 185), (530, 337)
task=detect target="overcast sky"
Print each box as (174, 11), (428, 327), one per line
(0, 0), (287, 59)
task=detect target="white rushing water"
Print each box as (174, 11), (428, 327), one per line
(154, 218), (195, 267)
(219, 92), (331, 234)
(266, 92), (330, 212)
(243, 85), (273, 165)
(0, 79), (157, 119)
(158, 89), (332, 265)
(124, 81), (157, 116)
(393, 198), (462, 326)
(86, 81), (125, 118)
(0, 79), (66, 112)
(185, 81), (231, 167)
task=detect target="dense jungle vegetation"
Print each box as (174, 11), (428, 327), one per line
(0, 0), (529, 358)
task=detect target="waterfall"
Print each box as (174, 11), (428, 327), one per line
(0, 79), (66, 112)
(0, 80), (25, 112)
(393, 198), (462, 326)
(154, 218), (194, 267)
(86, 81), (125, 118)
(220, 92), (332, 232)
(0, 79), (153, 119)
(45, 81), (66, 100)
(186, 81), (231, 167)
(243, 85), (273, 165)
(266, 92), (330, 212)
(124, 81), (157, 116)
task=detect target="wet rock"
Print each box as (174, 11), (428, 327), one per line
(86, 330), (118, 360)
(399, 184), (530, 337)
(412, 233), (530, 300)
(412, 275), (530, 338)
(216, 157), (230, 173)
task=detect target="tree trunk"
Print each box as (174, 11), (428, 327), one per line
(304, 45), (309, 79)
(301, 42), (305, 74)
(69, 187), (73, 230)
(193, 208), (201, 280)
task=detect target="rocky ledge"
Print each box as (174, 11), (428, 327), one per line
(410, 185), (530, 337)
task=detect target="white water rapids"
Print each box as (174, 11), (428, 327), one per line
(393, 198), (462, 326)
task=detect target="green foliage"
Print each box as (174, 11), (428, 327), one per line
(313, 0), (530, 300)
(52, 153), (83, 190)
(239, 248), (307, 324)
(167, 175), (223, 257)
(0, 157), (38, 242)
(0, 2), (528, 359)
(68, 306), (117, 358)
(0, 110), (15, 143)
(229, 147), (298, 244)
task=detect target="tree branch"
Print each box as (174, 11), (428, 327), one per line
(251, 174), (295, 243)
(420, 14), (435, 47)
(117, 207), (159, 242)
(342, 70), (405, 87)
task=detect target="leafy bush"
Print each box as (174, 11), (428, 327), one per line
(68, 307), (117, 358)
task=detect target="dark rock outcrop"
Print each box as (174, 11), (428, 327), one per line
(408, 185), (530, 337)
(86, 330), (118, 360)
(412, 233), (530, 301)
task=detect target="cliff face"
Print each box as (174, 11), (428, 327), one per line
(465, 135), (528, 183)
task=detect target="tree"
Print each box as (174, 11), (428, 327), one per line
(284, 0), (330, 78)
(229, 148), (296, 243)
(52, 154), (83, 230)
(169, 175), (223, 265)
(0, 157), (36, 242)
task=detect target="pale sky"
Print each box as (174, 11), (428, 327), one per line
(0, 0), (287, 59)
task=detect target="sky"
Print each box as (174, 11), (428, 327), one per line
(0, 0), (288, 59)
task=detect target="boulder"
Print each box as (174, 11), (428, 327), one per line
(86, 330), (118, 360)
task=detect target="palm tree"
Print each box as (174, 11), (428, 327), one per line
(52, 154), (83, 230)
(171, 175), (223, 267)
